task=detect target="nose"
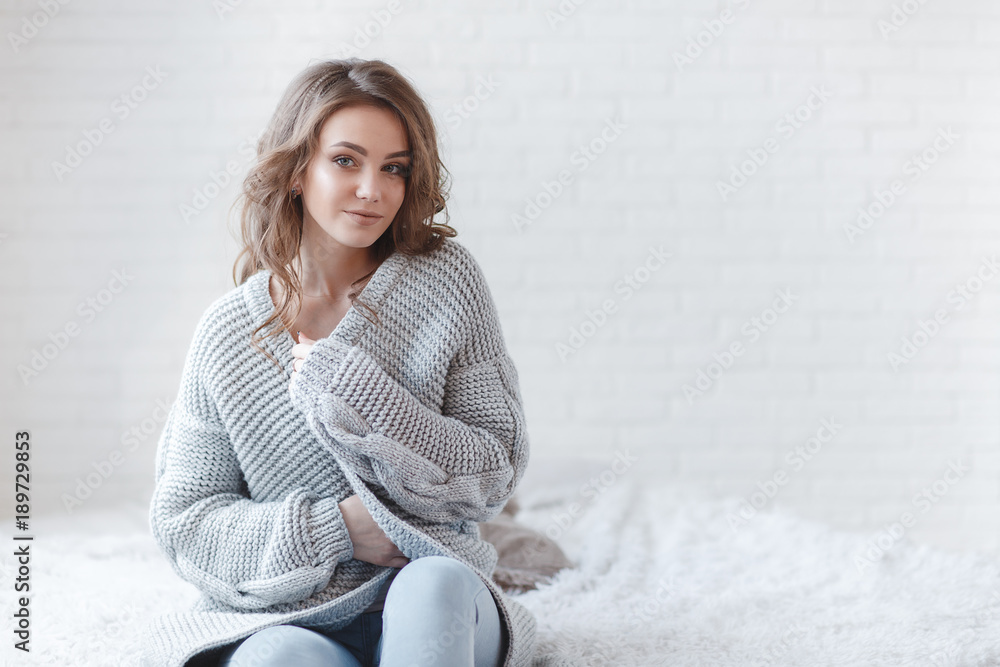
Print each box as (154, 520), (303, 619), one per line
(355, 167), (381, 203)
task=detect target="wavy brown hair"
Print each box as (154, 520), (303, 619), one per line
(231, 58), (456, 369)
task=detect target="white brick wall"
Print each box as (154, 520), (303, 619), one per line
(1, 0), (998, 553)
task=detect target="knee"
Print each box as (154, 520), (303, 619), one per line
(386, 556), (481, 608)
(227, 625), (332, 666)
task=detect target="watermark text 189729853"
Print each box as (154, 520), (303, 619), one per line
(12, 430), (33, 653)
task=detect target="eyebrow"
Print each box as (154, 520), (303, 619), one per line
(330, 141), (411, 159)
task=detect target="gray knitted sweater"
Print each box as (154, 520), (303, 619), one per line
(141, 238), (535, 666)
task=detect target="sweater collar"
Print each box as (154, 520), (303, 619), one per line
(243, 249), (411, 354)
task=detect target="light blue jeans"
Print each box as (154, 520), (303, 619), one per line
(216, 556), (505, 667)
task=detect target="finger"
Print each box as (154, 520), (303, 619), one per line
(291, 343), (313, 358)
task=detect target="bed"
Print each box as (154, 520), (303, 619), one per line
(2, 458), (997, 666)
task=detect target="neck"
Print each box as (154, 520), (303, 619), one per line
(296, 220), (376, 299)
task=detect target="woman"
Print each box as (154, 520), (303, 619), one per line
(142, 58), (535, 667)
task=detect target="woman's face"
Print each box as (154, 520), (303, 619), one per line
(295, 104), (410, 251)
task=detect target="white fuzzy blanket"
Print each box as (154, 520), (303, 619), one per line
(2, 478), (998, 666)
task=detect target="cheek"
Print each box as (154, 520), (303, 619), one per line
(388, 182), (407, 213)
(307, 164), (348, 195)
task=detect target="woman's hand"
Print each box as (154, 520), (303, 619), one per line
(290, 332), (315, 379)
(338, 494), (410, 568)
(293, 336), (404, 566)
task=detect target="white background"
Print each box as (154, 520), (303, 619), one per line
(1, 0), (998, 551)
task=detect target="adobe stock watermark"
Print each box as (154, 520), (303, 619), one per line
(972, 588), (1000, 627)
(216, 625), (290, 666)
(213, 0), (246, 20)
(512, 115), (627, 233)
(926, 647), (963, 667)
(51, 65), (168, 182)
(727, 417), (843, 532)
(544, 0), (589, 29)
(854, 458), (969, 575)
(626, 576), (676, 632)
(328, 0), (403, 57)
(887, 255), (999, 371)
(843, 126), (960, 244)
(7, 0), (70, 53)
(924, 589), (1000, 664)
(555, 245), (671, 362)
(716, 84), (832, 202)
(62, 397), (172, 512)
(17, 269), (134, 386)
(414, 608), (481, 663)
(682, 288), (798, 404)
(537, 448), (639, 545)
(877, 0), (931, 39)
(759, 622), (807, 664)
(936, 588), (1000, 656)
(673, 0), (752, 72)
(180, 130), (263, 224)
(444, 75), (500, 129)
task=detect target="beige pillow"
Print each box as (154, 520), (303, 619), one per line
(479, 496), (574, 593)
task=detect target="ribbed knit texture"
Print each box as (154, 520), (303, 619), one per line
(140, 238), (535, 667)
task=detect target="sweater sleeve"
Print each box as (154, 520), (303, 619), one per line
(149, 316), (355, 611)
(290, 342), (528, 525)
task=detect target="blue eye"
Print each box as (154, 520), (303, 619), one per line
(386, 163), (411, 177)
(333, 156), (354, 167)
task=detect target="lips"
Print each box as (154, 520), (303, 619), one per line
(344, 209), (383, 226)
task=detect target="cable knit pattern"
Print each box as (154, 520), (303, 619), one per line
(140, 238), (535, 667)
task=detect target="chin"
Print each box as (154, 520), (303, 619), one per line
(318, 226), (376, 248)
